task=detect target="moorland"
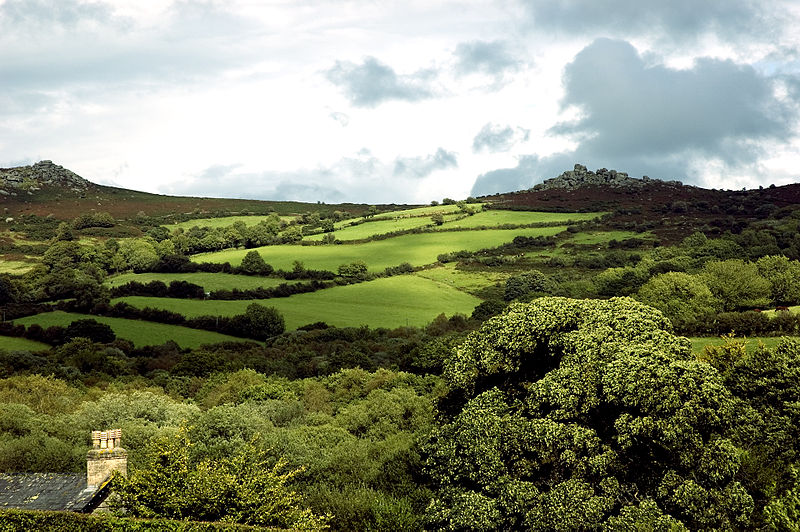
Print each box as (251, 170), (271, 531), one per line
(1, 161), (799, 530)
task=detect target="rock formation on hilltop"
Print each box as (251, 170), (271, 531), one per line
(0, 160), (91, 197)
(531, 164), (683, 192)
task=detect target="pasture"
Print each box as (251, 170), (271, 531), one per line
(14, 312), (247, 349)
(414, 263), (508, 295)
(164, 215), (294, 230)
(0, 335), (50, 352)
(194, 226), (569, 272)
(114, 275), (481, 330)
(441, 210), (602, 229)
(372, 204), (465, 219)
(689, 335), (798, 355)
(106, 272), (297, 291)
(304, 216), (440, 241)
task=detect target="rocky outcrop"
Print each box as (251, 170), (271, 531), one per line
(0, 160), (91, 196)
(531, 164), (682, 192)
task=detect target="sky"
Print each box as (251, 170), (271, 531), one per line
(1, 0), (799, 204)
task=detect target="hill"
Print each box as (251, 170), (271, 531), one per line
(0, 160), (393, 220)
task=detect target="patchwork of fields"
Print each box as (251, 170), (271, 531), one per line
(194, 225), (569, 271)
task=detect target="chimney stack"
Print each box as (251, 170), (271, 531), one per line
(87, 428), (127, 487)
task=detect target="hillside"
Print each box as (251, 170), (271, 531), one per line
(0, 160), (388, 220)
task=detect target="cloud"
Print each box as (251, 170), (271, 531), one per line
(325, 56), (434, 107)
(329, 112), (350, 127)
(470, 155), (540, 196)
(163, 148), (458, 203)
(0, 0), (112, 28)
(393, 148), (458, 178)
(472, 123), (530, 152)
(554, 39), (794, 163)
(521, 0), (778, 43)
(471, 38), (799, 196)
(455, 40), (520, 77)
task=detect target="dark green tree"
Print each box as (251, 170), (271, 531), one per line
(424, 297), (753, 530)
(239, 250), (272, 275)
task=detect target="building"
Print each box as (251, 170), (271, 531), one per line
(0, 429), (127, 513)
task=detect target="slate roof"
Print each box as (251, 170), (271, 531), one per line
(0, 473), (109, 513)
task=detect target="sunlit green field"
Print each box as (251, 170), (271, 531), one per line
(106, 272), (297, 291)
(194, 226), (568, 272)
(762, 306), (800, 317)
(164, 215), (294, 230)
(0, 335), (50, 352)
(304, 216), (440, 241)
(689, 336), (798, 354)
(442, 210), (602, 229)
(0, 259), (36, 274)
(372, 204), (465, 219)
(14, 312), (247, 348)
(114, 275), (481, 330)
(414, 263), (508, 295)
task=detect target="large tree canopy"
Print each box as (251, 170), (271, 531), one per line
(424, 297), (752, 530)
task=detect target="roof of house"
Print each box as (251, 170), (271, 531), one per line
(0, 473), (109, 513)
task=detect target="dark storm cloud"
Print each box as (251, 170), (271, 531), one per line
(393, 148), (458, 178)
(455, 40), (520, 77)
(521, 0), (774, 42)
(554, 39), (793, 161)
(472, 123), (529, 153)
(325, 57), (434, 107)
(471, 38), (798, 196)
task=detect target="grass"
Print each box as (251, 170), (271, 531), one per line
(0, 335), (51, 352)
(305, 216), (441, 241)
(114, 275), (481, 330)
(194, 226), (569, 272)
(689, 335), (798, 355)
(762, 306), (800, 317)
(164, 215), (290, 231)
(106, 272), (298, 291)
(414, 263), (508, 295)
(14, 312), (248, 349)
(0, 259), (36, 274)
(563, 230), (654, 245)
(372, 204), (465, 219)
(441, 210), (602, 229)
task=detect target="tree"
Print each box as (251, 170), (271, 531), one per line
(702, 259), (771, 311)
(756, 255), (800, 305)
(431, 213), (445, 226)
(240, 250), (273, 275)
(424, 297), (752, 530)
(64, 319), (116, 344)
(337, 261), (368, 279)
(110, 428), (328, 530)
(245, 303), (285, 339)
(636, 272), (719, 327)
(503, 270), (557, 301)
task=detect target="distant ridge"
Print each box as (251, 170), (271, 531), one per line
(0, 160), (91, 197)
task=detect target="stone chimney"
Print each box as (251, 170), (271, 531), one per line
(87, 429), (127, 487)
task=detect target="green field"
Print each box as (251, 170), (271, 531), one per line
(442, 210), (602, 229)
(114, 275), (481, 330)
(106, 272), (297, 291)
(373, 204), (465, 219)
(414, 263), (508, 295)
(0, 335), (50, 352)
(14, 312), (247, 349)
(194, 226), (568, 272)
(0, 259), (36, 274)
(305, 216), (444, 241)
(164, 215), (294, 231)
(689, 336), (798, 354)
(762, 306), (800, 317)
